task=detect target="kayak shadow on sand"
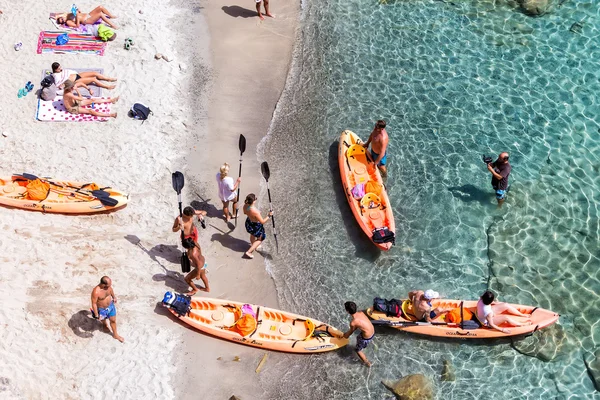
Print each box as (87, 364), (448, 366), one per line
(124, 234), (188, 292)
(329, 141), (381, 262)
(68, 310), (112, 339)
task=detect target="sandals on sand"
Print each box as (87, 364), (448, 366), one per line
(124, 38), (134, 50)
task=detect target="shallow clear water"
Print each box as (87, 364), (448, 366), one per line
(259, 0), (600, 398)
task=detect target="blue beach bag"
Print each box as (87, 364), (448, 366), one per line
(56, 33), (69, 46)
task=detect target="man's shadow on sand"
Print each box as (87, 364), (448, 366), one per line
(124, 235), (189, 292)
(68, 310), (112, 339)
(222, 5), (257, 18)
(446, 184), (491, 204)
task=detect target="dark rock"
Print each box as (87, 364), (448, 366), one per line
(511, 323), (574, 362)
(441, 359), (456, 381)
(381, 374), (435, 400)
(583, 349), (600, 392)
(519, 0), (551, 15)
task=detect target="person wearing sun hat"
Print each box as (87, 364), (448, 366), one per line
(408, 289), (451, 323)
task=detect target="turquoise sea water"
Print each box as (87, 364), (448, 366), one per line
(260, 0), (600, 398)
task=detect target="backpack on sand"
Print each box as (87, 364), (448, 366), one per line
(129, 103), (153, 122)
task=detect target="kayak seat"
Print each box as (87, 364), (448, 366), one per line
(347, 145), (369, 185)
(360, 193), (381, 210)
(303, 319), (316, 340)
(401, 300), (418, 322)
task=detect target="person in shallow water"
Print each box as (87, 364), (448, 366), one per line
(337, 301), (375, 367)
(362, 119), (389, 178)
(172, 206), (209, 294)
(487, 151), (511, 207)
(243, 193), (272, 259)
(408, 289), (451, 322)
(475, 290), (531, 334)
(90, 276), (124, 342)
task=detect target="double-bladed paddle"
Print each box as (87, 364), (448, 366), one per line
(235, 134), (246, 219)
(260, 161), (278, 253)
(19, 173), (119, 207)
(371, 318), (480, 330)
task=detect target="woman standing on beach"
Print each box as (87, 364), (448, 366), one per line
(243, 194), (272, 259)
(216, 163), (241, 222)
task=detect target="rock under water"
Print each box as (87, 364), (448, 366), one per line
(511, 323), (574, 362)
(583, 349), (600, 392)
(441, 359), (456, 382)
(381, 374), (435, 400)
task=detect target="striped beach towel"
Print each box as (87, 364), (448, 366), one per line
(37, 31), (107, 55)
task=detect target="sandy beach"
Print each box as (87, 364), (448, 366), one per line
(0, 0), (298, 399)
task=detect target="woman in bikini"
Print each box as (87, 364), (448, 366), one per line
(243, 193), (272, 259)
(56, 5), (117, 29)
(172, 206), (209, 295)
(62, 80), (118, 118)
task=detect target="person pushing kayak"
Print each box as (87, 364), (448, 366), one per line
(337, 301), (375, 367)
(362, 119), (389, 178)
(408, 289), (451, 322)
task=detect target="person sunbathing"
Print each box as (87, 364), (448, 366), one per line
(476, 290), (532, 334)
(62, 80), (118, 119)
(51, 62), (117, 92)
(55, 5), (117, 29)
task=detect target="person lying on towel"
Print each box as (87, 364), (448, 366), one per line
(52, 62), (117, 93)
(55, 5), (117, 29)
(62, 80), (118, 119)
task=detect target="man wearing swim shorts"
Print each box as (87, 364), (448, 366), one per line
(338, 301), (375, 367)
(487, 152), (511, 207)
(362, 119), (389, 178)
(90, 276), (124, 342)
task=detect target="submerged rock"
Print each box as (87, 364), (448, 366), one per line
(519, 0), (551, 15)
(511, 323), (573, 362)
(583, 349), (600, 392)
(441, 359), (456, 381)
(381, 374), (435, 400)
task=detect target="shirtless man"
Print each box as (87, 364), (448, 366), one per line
(337, 301), (375, 367)
(172, 206), (209, 295)
(51, 62), (117, 92)
(408, 289), (450, 323)
(362, 119), (389, 178)
(91, 276), (124, 342)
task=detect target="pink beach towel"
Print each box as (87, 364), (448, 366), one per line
(37, 31), (107, 55)
(36, 97), (112, 122)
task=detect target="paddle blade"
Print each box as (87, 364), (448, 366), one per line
(97, 196), (120, 207)
(239, 134), (246, 154)
(260, 162), (270, 181)
(172, 171), (185, 195)
(21, 173), (38, 181)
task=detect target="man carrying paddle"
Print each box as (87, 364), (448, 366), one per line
(172, 206), (209, 294)
(362, 120), (389, 178)
(337, 301), (375, 367)
(91, 276), (124, 342)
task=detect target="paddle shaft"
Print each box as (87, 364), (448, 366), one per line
(235, 135), (246, 219)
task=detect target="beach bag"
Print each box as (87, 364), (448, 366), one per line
(351, 183), (365, 200)
(365, 181), (382, 197)
(446, 307), (473, 324)
(56, 33), (69, 45)
(26, 179), (50, 201)
(129, 103), (153, 122)
(180, 251), (191, 273)
(162, 292), (191, 317)
(40, 84), (58, 101)
(372, 227), (395, 244)
(40, 75), (55, 88)
(373, 297), (401, 318)
(97, 25), (115, 41)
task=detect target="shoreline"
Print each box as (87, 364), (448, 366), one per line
(174, 0), (300, 398)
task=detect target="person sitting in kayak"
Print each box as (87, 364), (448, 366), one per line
(172, 206), (209, 294)
(476, 290), (531, 334)
(408, 289), (451, 322)
(362, 119), (389, 178)
(243, 193), (272, 259)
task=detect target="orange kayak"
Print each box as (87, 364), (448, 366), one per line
(0, 174), (129, 214)
(162, 293), (348, 353)
(367, 299), (559, 339)
(338, 130), (395, 250)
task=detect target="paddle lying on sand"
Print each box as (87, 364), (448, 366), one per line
(260, 161), (279, 253)
(235, 134), (246, 219)
(19, 173), (119, 207)
(172, 171), (191, 273)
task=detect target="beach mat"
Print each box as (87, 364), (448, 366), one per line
(37, 31), (106, 56)
(48, 13), (102, 33)
(36, 68), (111, 122)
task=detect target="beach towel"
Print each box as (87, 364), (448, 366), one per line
(36, 68), (109, 122)
(37, 31), (107, 56)
(48, 13), (101, 33)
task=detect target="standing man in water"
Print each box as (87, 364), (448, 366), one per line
(91, 276), (124, 342)
(487, 152), (511, 207)
(337, 301), (375, 367)
(362, 120), (389, 178)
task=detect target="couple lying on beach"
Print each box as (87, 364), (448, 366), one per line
(55, 5), (117, 29)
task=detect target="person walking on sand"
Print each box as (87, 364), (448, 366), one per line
(337, 301), (375, 367)
(362, 120), (389, 178)
(255, 0), (274, 20)
(62, 80), (118, 118)
(172, 206), (210, 294)
(216, 163), (241, 222)
(91, 276), (124, 342)
(243, 193), (272, 259)
(486, 152), (511, 207)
